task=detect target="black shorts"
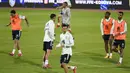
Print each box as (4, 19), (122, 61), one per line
(62, 23), (69, 28)
(60, 54), (71, 64)
(113, 40), (125, 49)
(103, 35), (110, 40)
(43, 41), (53, 52)
(12, 30), (22, 40)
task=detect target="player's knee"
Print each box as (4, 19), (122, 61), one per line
(61, 65), (63, 68)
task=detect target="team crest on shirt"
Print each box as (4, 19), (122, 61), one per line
(9, 0), (16, 7)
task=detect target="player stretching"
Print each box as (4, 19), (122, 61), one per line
(111, 11), (127, 65)
(57, 2), (71, 32)
(55, 25), (77, 73)
(7, 10), (29, 56)
(100, 11), (114, 59)
(43, 14), (56, 68)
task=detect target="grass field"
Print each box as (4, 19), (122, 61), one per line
(0, 8), (130, 73)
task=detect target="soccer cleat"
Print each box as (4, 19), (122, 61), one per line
(117, 62), (121, 66)
(43, 64), (52, 69)
(9, 53), (14, 56)
(18, 53), (22, 57)
(109, 55), (112, 59)
(104, 55), (109, 59)
(73, 66), (77, 73)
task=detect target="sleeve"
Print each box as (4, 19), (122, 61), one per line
(100, 19), (104, 35)
(66, 8), (71, 24)
(65, 33), (74, 47)
(48, 21), (55, 41)
(19, 15), (25, 19)
(120, 22), (127, 34)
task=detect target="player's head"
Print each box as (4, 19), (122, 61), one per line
(62, 25), (68, 33)
(105, 11), (111, 19)
(118, 11), (124, 20)
(10, 10), (16, 17)
(50, 14), (56, 20)
(62, 2), (68, 8)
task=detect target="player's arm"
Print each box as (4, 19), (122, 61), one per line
(48, 22), (55, 41)
(6, 22), (11, 26)
(25, 17), (29, 27)
(19, 15), (29, 27)
(100, 19), (104, 37)
(55, 35), (63, 49)
(120, 22), (127, 35)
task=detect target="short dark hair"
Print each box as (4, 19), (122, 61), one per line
(105, 11), (111, 15)
(64, 2), (68, 6)
(50, 14), (56, 19)
(119, 11), (124, 15)
(10, 10), (16, 14)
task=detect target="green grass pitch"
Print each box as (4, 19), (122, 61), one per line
(0, 8), (130, 73)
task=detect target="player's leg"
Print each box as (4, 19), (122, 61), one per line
(60, 54), (69, 73)
(117, 40), (125, 65)
(10, 31), (17, 56)
(16, 31), (22, 56)
(43, 41), (53, 68)
(66, 55), (77, 73)
(44, 49), (51, 68)
(112, 40), (119, 53)
(103, 35), (109, 58)
(42, 42), (48, 68)
(61, 63), (69, 73)
(109, 36), (113, 59)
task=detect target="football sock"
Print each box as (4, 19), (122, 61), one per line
(106, 53), (109, 56)
(119, 57), (123, 64)
(12, 49), (16, 54)
(68, 66), (75, 70)
(110, 53), (112, 56)
(18, 50), (22, 54)
(44, 60), (48, 66)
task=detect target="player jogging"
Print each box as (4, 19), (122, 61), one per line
(7, 10), (29, 57)
(111, 11), (127, 65)
(100, 11), (114, 59)
(55, 25), (77, 73)
(42, 14), (56, 68)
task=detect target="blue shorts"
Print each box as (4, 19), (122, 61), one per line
(43, 41), (53, 52)
(113, 40), (125, 49)
(60, 54), (71, 64)
(12, 30), (22, 40)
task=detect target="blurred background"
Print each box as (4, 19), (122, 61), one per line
(0, 0), (130, 10)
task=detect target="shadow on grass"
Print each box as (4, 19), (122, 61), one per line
(14, 57), (41, 67)
(81, 51), (117, 64)
(0, 50), (9, 55)
(14, 57), (59, 73)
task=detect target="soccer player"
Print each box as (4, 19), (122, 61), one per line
(55, 25), (77, 73)
(111, 11), (127, 65)
(6, 10), (29, 56)
(42, 14), (56, 68)
(57, 2), (71, 32)
(100, 11), (114, 59)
